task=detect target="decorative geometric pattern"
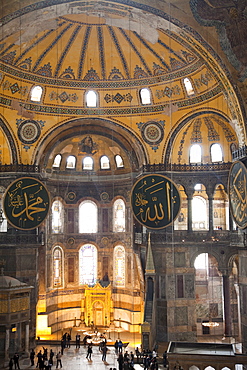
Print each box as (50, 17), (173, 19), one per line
(2, 80), (28, 96)
(36, 62), (53, 77)
(0, 58), (205, 89)
(204, 117), (220, 141)
(100, 192), (109, 202)
(67, 192), (76, 201)
(108, 67), (124, 80)
(214, 117), (236, 142)
(17, 120), (41, 145)
(49, 91), (78, 103)
(194, 71), (213, 89)
(177, 123), (192, 163)
(155, 85), (181, 99)
(134, 66), (148, 79)
(16, 119), (45, 150)
(83, 68), (100, 81)
(59, 66), (75, 79)
(136, 120), (165, 151)
(191, 118), (202, 143)
(104, 93), (133, 104)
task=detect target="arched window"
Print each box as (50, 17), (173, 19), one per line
(53, 246), (63, 287)
(183, 78), (195, 96)
(83, 156), (93, 170)
(79, 244), (97, 285)
(190, 144), (202, 163)
(113, 245), (125, 287)
(192, 196), (207, 230)
(0, 188), (7, 233)
(53, 154), (62, 168)
(30, 85), (43, 102)
(194, 183), (202, 191)
(113, 199), (125, 232)
(140, 88), (151, 105)
(51, 200), (64, 233)
(115, 155), (124, 168)
(79, 200), (98, 233)
(211, 143), (223, 162)
(100, 155), (110, 169)
(66, 155), (76, 169)
(86, 90), (97, 107)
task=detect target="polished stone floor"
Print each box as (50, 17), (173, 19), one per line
(15, 344), (158, 370)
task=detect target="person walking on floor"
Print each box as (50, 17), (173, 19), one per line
(102, 344), (108, 362)
(86, 344), (93, 360)
(30, 349), (35, 366)
(56, 352), (62, 369)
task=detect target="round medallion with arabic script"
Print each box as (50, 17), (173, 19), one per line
(3, 177), (50, 230)
(141, 121), (164, 146)
(228, 161), (247, 229)
(131, 174), (181, 230)
(18, 120), (41, 144)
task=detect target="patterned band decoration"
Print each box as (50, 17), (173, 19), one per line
(131, 174), (181, 229)
(228, 161), (247, 229)
(3, 177), (50, 230)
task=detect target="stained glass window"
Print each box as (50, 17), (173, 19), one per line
(113, 199), (125, 232)
(79, 244), (97, 285)
(79, 200), (98, 233)
(53, 246), (63, 287)
(52, 200), (64, 233)
(30, 85), (43, 102)
(113, 245), (125, 287)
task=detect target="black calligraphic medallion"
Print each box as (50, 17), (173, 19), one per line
(3, 177), (50, 230)
(228, 161), (247, 229)
(131, 174), (181, 229)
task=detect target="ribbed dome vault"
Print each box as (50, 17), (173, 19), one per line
(1, 13), (197, 81)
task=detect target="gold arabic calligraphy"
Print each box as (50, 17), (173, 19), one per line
(230, 166), (247, 225)
(7, 181), (48, 225)
(134, 179), (177, 225)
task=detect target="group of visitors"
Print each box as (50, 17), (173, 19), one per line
(61, 332), (71, 353)
(22, 346), (60, 370)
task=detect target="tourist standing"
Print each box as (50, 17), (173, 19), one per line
(56, 352), (62, 369)
(86, 344), (93, 360)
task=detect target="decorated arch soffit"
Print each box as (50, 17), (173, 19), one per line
(0, 117), (18, 164)
(163, 110), (237, 165)
(34, 117), (147, 170)
(0, 0), (245, 154)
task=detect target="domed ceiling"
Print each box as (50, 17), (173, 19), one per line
(1, 13), (198, 82)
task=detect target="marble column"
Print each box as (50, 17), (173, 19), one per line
(222, 272), (232, 337)
(187, 195), (193, 232)
(25, 322), (29, 354)
(5, 327), (10, 360)
(208, 197), (213, 232)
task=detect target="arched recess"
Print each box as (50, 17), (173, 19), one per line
(163, 111), (238, 165)
(0, 117), (18, 164)
(33, 117), (147, 171)
(174, 184), (187, 230)
(213, 184), (229, 230)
